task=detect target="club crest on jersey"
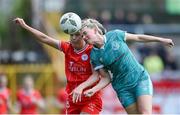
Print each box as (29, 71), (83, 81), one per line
(81, 54), (88, 61)
(112, 42), (120, 50)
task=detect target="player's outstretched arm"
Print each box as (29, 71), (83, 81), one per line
(126, 33), (174, 48)
(84, 68), (111, 97)
(71, 70), (100, 103)
(13, 18), (59, 49)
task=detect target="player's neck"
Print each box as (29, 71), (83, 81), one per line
(73, 40), (86, 50)
(24, 87), (34, 93)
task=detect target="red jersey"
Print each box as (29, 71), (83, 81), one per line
(17, 89), (42, 114)
(59, 41), (101, 103)
(0, 88), (10, 114)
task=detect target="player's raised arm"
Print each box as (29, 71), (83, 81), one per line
(13, 18), (59, 49)
(126, 33), (174, 48)
(84, 68), (111, 97)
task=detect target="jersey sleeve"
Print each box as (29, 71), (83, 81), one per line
(115, 29), (126, 42)
(58, 41), (70, 53)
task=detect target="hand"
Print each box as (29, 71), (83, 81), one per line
(163, 39), (174, 48)
(84, 88), (96, 97)
(13, 18), (27, 28)
(70, 86), (83, 103)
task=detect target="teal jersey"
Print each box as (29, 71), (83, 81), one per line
(90, 29), (146, 90)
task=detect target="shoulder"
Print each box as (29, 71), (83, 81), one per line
(107, 29), (126, 42)
(113, 29), (126, 37)
(33, 90), (42, 98)
(59, 41), (72, 53)
(91, 47), (98, 53)
(60, 41), (71, 48)
(106, 29), (126, 39)
(90, 48), (100, 60)
(106, 29), (125, 34)
(34, 90), (41, 94)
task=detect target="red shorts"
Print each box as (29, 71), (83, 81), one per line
(66, 96), (102, 114)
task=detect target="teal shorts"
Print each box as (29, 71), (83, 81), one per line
(112, 72), (153, 108)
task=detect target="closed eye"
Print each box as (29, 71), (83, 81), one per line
(70, 32), (80, 37)
(83, 31), (87, 36)
(74, 32), (80, 36)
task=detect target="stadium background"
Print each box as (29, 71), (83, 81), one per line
(0, 0), (180, 114)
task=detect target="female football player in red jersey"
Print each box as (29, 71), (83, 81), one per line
(16, 75), (45, 114)
(13, 17), (110, 114)
(0, 74), (15, 114)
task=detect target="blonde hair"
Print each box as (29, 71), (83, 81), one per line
(82, 18), (106, 35)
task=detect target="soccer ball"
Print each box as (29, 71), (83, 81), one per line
(59, 12), (82, 34)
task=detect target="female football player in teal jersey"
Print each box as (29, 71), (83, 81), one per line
(73, 18), (174, 114)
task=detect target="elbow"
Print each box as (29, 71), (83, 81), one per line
(95, 75), (101, 82)
(41, 36), (49, 43)
(135, 35), (147, 42)
(137, 35), (144, 41)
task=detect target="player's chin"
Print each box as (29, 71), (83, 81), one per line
(85, 39), (92, 45)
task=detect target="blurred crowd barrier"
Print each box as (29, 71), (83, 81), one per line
(0, 64), (67, 114)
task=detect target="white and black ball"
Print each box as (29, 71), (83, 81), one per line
(59, 12), (82, 34)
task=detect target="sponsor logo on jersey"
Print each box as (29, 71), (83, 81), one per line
(69, 61), (87, 72)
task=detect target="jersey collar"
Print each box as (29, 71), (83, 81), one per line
(74, 43), (89, 54)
